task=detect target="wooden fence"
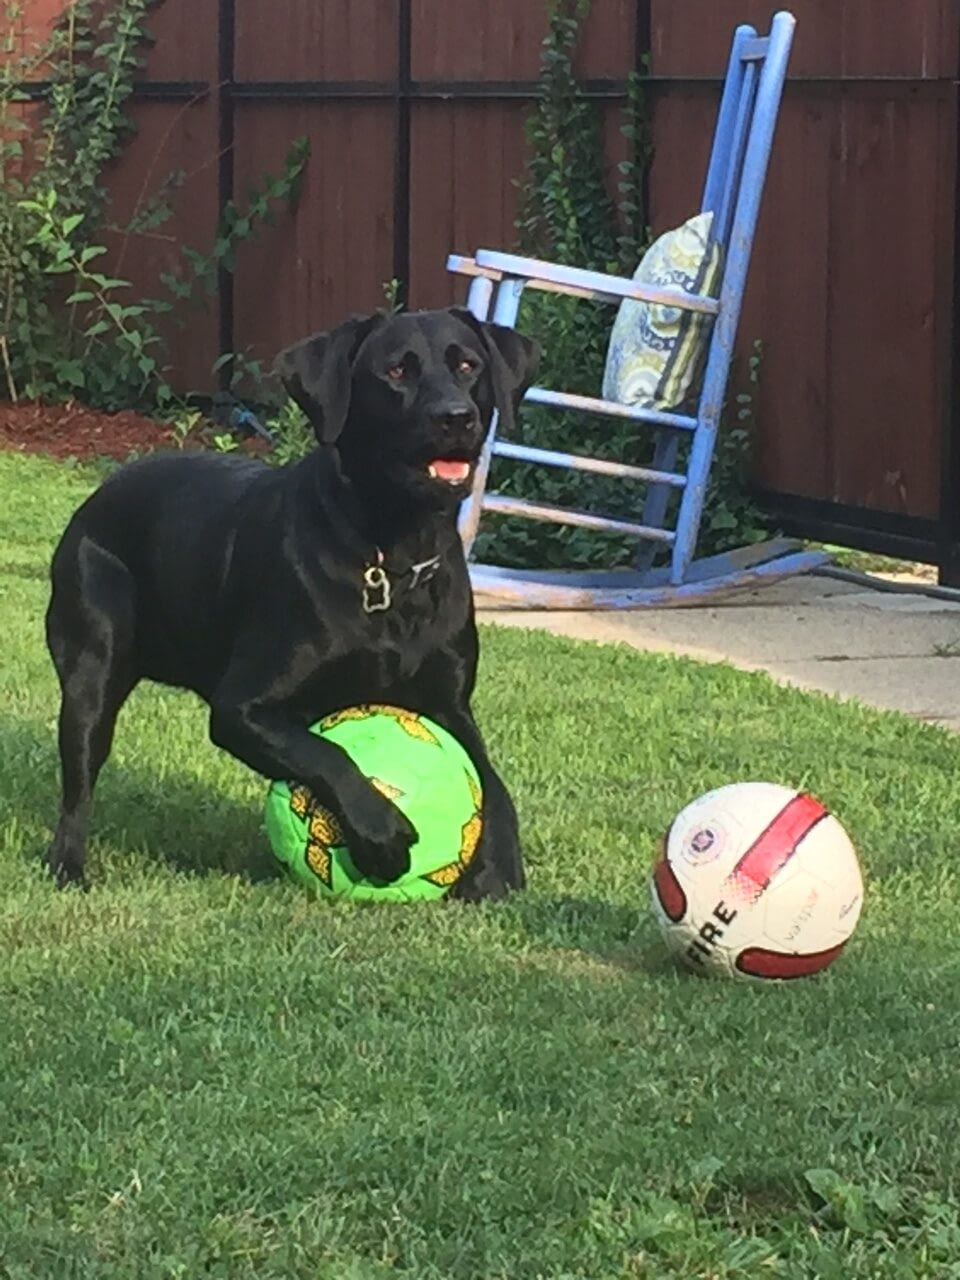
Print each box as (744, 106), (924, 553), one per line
(13, 0), (960, 579)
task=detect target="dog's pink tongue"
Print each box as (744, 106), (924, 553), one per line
(430, 459), (470, 482)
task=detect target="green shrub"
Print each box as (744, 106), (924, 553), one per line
(0, 0), (307, 413)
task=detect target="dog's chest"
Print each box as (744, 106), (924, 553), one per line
(360, 605), (442, 678)
(285, 582), (463, 711)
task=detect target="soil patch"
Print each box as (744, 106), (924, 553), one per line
(0, 401), (271, 461)
(0, 401), (176, 460)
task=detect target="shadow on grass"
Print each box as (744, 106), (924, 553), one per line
(4, 715), (667, 967)
(494, 887), (672, 975)
(0, 715), (280, 885)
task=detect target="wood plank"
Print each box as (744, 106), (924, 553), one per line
(141, 0), (217, 82)
(647, 87), (714, 231)
(234, 0), (397, 83)
(574, 0), (637, 79)
(2, 0), (62, 73)
(827, 94), (946, 518)
(100, 101), (221, 394)
(4, 0), (216, 83)
(411, 0), (635, 82)
(409, 101), (529, 308)
(411, 0), (547, 81)
(650, 0), (951, 80)
(231, 103), (395, 360)
(836, 0), (951, 78)
(483, 493), (677, 542)
(739, 91), (832, 502)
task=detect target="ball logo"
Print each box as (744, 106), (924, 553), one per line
(682, 823), (726, 866)
(839, 892), (862, 920)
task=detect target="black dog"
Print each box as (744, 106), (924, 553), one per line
(45, 307), (538, 899)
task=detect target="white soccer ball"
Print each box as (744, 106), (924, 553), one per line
(650, 782), (864, 980)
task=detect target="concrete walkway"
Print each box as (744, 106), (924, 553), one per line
(477, 571), (960, 732)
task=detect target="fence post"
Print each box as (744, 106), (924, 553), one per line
(393, 0), (413, 306)
(216, 0), (236, 388)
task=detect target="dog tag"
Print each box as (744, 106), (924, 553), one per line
(362, 564), (392, 613)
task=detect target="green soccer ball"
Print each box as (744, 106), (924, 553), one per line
(264, 704), (483, 902)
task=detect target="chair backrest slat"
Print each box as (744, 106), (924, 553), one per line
(701, 24), (756, 218)
(698, 10), (796, 426)
(714, 60), (760, 246)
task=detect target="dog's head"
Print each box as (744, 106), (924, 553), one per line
(273, 308), (539, 509)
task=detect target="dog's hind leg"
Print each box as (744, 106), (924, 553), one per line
(45, 537), (139, 887)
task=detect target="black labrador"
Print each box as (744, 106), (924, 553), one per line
(44, 307), (539, 899)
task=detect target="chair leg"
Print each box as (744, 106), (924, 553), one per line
(670, 413), (721, 586)
(458, 277), (526, 558)
(466, 276), (495, 323)
(635, 427), (682, 574)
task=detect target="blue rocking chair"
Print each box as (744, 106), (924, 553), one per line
(448, 10), (827, 609)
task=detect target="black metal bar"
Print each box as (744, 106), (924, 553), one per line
(231, 81), (396, 101)
(636, 3), (651, 71)
(16, 79), (209, 101)
(635, 0), (652, 250)
(132, 81), (210, 102)
(216, 0), (235, 387)
(755, 490), (941, 564)
(643, 74), (958, 86)
(15, 74), (952, 107)
(408, 77), (635, 98)
(939, 29), (960, 587)
(393, 0), (412, 303)
(220, 75), (957, 103)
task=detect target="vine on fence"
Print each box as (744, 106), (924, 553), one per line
(0, 0), (307, 414)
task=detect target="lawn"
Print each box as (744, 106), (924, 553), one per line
(1, 450), (959, 1279)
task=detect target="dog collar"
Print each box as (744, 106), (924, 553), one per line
(362, 550), (442, 614)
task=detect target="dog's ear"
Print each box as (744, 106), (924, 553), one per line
(273, 314), (383, 444)
(449, 308), (540, 436)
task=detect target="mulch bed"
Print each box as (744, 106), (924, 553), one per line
(0, 401), (270, 461)
(0, 401), (178, 460)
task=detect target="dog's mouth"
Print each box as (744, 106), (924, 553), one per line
(425, 457), (474, 487)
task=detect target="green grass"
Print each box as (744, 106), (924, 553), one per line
(809, 542), (935, 578)
(2, 450), (960, 1279)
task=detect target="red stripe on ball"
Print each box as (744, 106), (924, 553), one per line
(653, 856), (687, 922)
(736, 941), (846, 980)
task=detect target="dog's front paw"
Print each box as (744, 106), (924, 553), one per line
(46, 838), (89, 891)
(339, 786), (416, 884)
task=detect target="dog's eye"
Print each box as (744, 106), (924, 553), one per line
(457, 359), (477, 375)
(385, 365), (405, 381)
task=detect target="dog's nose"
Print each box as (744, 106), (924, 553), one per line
(432, 404), (477, 432)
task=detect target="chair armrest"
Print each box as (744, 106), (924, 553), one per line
(446, 254), (503, 282)
(473, 249), (719, 316)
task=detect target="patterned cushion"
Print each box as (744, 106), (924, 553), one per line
(601, 212), (722, 410)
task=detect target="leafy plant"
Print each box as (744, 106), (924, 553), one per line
(170, 409), (204, 448)
(266, 399), (314, 467)
(0, 0), (308, 413)
(475, 0), (769, 571)
(380, 277), (403, 315)
(0, 0), (159, 407)
(16, 188), (176, 410)
(165, 135), (309, 395)
(695, 339), (770, 554)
